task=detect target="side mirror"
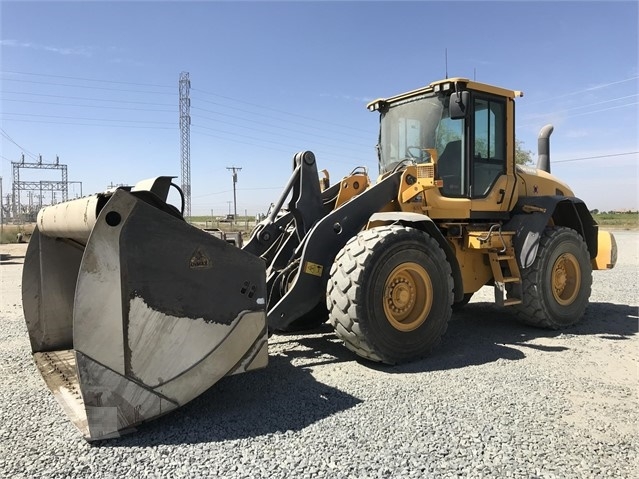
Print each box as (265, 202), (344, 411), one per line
(449, 91), (469, 120)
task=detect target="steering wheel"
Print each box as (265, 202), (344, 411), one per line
(406, 146), (431, 161)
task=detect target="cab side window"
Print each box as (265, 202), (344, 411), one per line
(472, 98), (505, 197)
(436, 116), (465, 196)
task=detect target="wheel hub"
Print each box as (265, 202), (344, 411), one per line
(387, 278), (415, 314)
(383, 262), (433, 332)
(551, 253), (581, 306)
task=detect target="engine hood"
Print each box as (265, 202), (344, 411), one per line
(516, 165), (575, 198)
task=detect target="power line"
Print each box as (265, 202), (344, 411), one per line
(525, 75), (639, 105)
(191, 127), (372, 166)
(192, 123), (371, 163)
(2, 78), (175, 95)
(191, 127), (299, 156)
(2, 98), (175, 112)
(192, 123), (310, 149)
(2, 90), (174, 106)
(2, 118), (175, 129)
(192, 88), (371, 134)
(191, 105), (370, 144)
(191, 111), (371, 153)
(4, 88), (372, 152)
(2, 112), (174, 125)
(518, 101), (639, 128)
(1, 70), (173, 88)
(0, 128), (38, 159)
(5, 71), (634, 172)
(554, 151), (638, 164)
(521, 94), (639, 120)
(192, 186), (284, 199)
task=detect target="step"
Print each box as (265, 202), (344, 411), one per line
(503, 298), (522, 306)
(501, 276), (520, 283)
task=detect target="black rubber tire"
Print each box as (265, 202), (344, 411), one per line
(326, 225), (454, 364)
(513, 226), (592, 329)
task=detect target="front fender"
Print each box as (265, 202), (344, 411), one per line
(367, 211), (464, 303)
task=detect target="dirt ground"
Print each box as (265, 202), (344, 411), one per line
(0, 242), (29, 257)
(1, 234), (637, 478)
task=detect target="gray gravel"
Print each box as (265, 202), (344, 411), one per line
(1, 231), (637, 478)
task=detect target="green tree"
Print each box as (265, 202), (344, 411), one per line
(515, 139), (533, 165)
(436, 121), (534, 165)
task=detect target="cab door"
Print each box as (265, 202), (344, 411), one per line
(469, 94), (517, 216)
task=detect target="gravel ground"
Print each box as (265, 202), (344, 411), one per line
(0, 231), (637, 478)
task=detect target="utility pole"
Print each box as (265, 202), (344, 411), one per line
(226, 166), (241, 219)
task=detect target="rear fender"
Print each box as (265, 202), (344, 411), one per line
(505, 196), (598, 268)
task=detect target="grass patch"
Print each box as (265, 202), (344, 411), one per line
(4, 211), (631, 245)
(0, 224), (35, 244)
(593, 212), (639, 229)
(187, 216), (256, 234)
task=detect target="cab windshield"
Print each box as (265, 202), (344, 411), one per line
(377, 92), (463, 181)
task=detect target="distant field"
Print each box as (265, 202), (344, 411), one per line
(189, 215), (255, 224)
(0, 224), (34, 244)
(593, 212), (639, 229)
(1, 212), (636, 244)
(188, 216), (257, 235)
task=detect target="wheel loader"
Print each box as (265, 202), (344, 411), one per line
(21, 77), (617, 440)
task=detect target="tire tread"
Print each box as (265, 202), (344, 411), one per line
(512, 226), (592, 329)
(327, 225), (453, 363)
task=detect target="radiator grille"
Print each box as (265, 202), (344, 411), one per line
(417, 164), (435, 179)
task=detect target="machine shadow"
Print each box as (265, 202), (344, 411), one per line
(100, 353), (362, 448)
(99, 301), (635, 447)
(272, 301), (637, 375)
(376, 301), (638, 374)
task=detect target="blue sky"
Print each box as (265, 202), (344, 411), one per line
(1, 0), (637, 216)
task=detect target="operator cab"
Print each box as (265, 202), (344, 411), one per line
(368, 78), (522, 205)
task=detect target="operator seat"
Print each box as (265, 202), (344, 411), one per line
(438, 140), (462, 195)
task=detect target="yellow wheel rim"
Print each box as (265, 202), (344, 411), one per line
(383, 262), (433, 331)
(551, 253), (581, 306)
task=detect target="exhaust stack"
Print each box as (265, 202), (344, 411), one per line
(537, 124), (554, 173)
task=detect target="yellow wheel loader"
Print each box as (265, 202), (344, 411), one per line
(22, 78), (617, 440)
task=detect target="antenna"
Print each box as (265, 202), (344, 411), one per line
(445, 48), (448, 79)
(474, 67), (476, 81)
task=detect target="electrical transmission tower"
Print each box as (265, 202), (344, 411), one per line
(227, 166), (242, 219)
(12, 154), (68, 221)
(179, 71), (191, 219)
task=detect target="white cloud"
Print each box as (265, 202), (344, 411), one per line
(319, 92), (373, 104)
(1, 39), (93, 57)
(108, 57), (147, 68)
(563, 129), (589, 139)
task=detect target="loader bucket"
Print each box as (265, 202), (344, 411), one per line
(22, 180), (268, 440)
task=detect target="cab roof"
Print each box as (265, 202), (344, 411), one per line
(367, 77), (523, 111)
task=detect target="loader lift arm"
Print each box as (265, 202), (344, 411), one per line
(242, 150), (404, 331)
(243, 152), (343, 273)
